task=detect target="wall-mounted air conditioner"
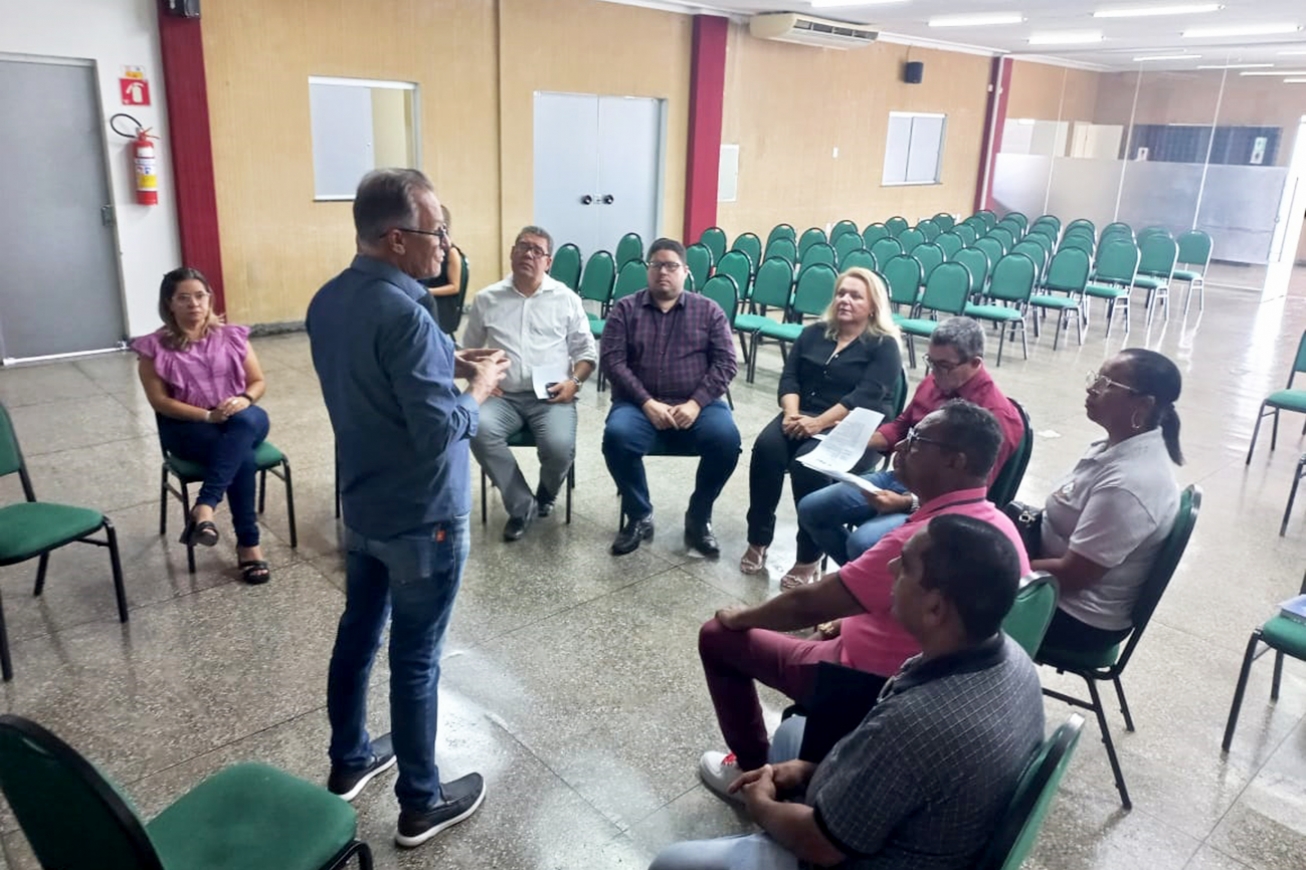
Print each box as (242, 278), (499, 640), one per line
(748, 13), (879, 49)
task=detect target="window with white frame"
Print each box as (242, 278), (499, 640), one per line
(308, 77), (419, 200)
(882, 112), (946, 186)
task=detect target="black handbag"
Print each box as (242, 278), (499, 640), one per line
(1003, 501), (1043, 559)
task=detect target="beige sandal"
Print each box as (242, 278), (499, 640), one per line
(740, 545), (768, 575)
(779, 563), (819, 591)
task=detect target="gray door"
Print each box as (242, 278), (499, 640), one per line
(0, 58), (125, 360)
(595, 96), (663, 257)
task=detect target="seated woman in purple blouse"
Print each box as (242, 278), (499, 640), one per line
(133, 267), (271, 584)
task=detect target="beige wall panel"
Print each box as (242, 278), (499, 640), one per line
(717, 25), (991, 241)
(204, 0), (498, 325)
(1006, 61), (1098, 123)
(497, 0), (692, 259)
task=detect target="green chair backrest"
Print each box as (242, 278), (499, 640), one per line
(577, 250), (616, 305)
(1138, 225), (1171, 242)
(751, 257), (795, 309)
(870, 237), (903, 265)
(1065, 218), (1094, 235)
(1002, 572), (1059, 657)
(1100, 221), (1132, 243)
(1025, 227), (1057, 256)
(840, 248), (876, 271)
(549, 243), (582, 292)
(1093, 239), (1140, 285)
(1031, 215), (1059, 233)
(898, 228), (926, 253)
(1004, 212), (1029, 230)
(885, 216), (909, 237)
(792, 263), (837, 318)
(933, 212), (956, 231)
(953, 247), (990, 292)
(1010, 241), (1047, 278)
(919, 262), (972, 315)
(834, 232), (864, 260)
(766, 223), (797, 247)
(716, 250), (754, 299)
(988, 399), (1031, 507)
(0, 715), (165, 870)
(912, 243), (945, 283)
(881, 256), (922, 308)
(1042, 247), (1091, 295)
(976, 209), (998, 230)
(1175, 229), (1212, 269)
(1138, 234), (1178, 278)
(987, 226), (1015, 253)
(975, 715), (1085, 870)
(0, 402), (25, 479)
(891, 366), (909, 418)
(798, 227), (827, 258)
(955, 224), (978, 246)
(830, 219), (860, 243)
(615, 232), (644, 268)
(862, 223), (890, 248)
(988, 253), (1037, 305)
(1288, 330), (1306, 385)
(974, 237), (1005, 271)
(935, 232), (963, 260)
(800, 242), (837, 271)
(917, 219), (940, 241)
(612, 259), (647, 303)
(685, 243), (713, 294)
(997, 218), (1024, 241)
(699, 274), (739, 326)
(766, 236), (798, 266)
(1058, 233), (1095, 257)
(699, 226), (727, 264)
(731, 232), (763, 270)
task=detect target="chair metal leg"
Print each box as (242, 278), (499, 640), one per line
(325, 839), (373, 870)
(0, 592), (11, 682)
(104, 520), (129, 622)
(1113, 674), (1135, 732)
(33, 553), (49, 598)
(905, 335), (917, 368)
(1075, 308), (1084, 346)
(1281, 457), (1305, 535)
(480, 466), (488, 525)
(1086, 677), (1132, 810)
(281, 460), (297, 549)
(1104, 300), (1116, 338)
(1019, 321), (1029, 360)
(726, 387), (734, 411)
(1222, 631), (1263, 753)
(1271, 650), (1285, 702)
(1052, 309), (1065, 351)
(159, 464), (169, 535)
(1247, 404), (1269, 464)
(1271, 408), (1281, 452)
(258, 468), (268, 514)
(565, 462), (575, 525)
(995, 325), (1007, 366)
(181, 483), (196, 575)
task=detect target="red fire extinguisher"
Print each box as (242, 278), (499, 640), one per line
(110, 113), (159, 206)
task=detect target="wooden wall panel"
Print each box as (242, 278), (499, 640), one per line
(1006, 61), (1099, 123)
(717, 25), (991, 240)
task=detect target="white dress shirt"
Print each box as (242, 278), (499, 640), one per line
(462, 274), (597, 394)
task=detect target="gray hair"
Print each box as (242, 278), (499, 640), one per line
(930, 316), (985, 361)
(516, 225), (554, 256)
(353, 168), (436, 243)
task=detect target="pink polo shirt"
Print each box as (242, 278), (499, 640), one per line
(836, 487), (1031, 677)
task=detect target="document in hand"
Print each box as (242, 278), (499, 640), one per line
(797, 407), (885, 494)
(531, 362), (572, 400)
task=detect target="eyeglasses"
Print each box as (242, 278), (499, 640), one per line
(172, 292), (209, 305)
(512, 242), (551, 259)
(647, 260), (683, 273)
(924, 355), (967, 375)
(1085, 371), (1141, 395)
(903, 425), (956, 452)
(389, 226), (449, 242)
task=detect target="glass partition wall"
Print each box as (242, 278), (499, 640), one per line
(994, 52), (1306, 302)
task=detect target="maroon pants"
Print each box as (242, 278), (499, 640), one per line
(698, 617), (844, 771)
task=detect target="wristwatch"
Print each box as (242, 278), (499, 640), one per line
(908, 493), (920, 514)
(570, 375), (583, 393)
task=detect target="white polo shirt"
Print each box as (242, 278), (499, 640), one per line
(462, 274), (597, 394)
(1039, 428), (1180, 631)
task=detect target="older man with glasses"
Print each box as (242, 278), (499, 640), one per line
(463, 226), (596, 541)
(600, 238), (741, 557)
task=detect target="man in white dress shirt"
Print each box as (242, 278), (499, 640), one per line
(463, 226), (597, 541)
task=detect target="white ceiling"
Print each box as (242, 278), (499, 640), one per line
(605, 0), (1306, 70)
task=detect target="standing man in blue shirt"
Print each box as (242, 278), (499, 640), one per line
(307, 168), (508, 849)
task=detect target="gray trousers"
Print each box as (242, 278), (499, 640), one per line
(471, 391), (577, 519)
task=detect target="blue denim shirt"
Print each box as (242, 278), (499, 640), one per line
(307, 255), (478, 539)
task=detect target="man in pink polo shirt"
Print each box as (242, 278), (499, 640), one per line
(695, 400), (1030, 799)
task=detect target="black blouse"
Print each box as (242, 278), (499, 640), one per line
(777, 324), (902, 420)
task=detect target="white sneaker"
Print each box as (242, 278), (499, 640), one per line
(698, 750), (746, 803)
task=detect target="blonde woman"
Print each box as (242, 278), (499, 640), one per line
(740, 267), (902, 584)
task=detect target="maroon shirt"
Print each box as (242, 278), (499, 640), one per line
(600, 288), (738, 408)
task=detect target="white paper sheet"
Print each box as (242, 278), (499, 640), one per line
(797, 407), (884, 476)
(531, 363), (571, 400)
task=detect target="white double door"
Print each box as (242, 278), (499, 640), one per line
(533, 92), (664, 259)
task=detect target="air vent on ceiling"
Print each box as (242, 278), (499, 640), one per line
(749, 13), (879, 49)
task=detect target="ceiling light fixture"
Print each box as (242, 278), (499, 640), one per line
(928, 12), (1026, 27)
(1096, 4), (1221, 18)
(1284, 78), (1306, 83)
(1028, 31), (1105, 45)
(1182, 23), (1302, 38)
(1196, 62), (1273, 69)
(809, 0), (910, 6)
(1240, 69), (1306, 76)
(1278, 49), (1306, 55)
(1133, 53), (1201, 61)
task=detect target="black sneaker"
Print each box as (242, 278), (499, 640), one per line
(395, 773), (486, 848)
(535, 483), (557, 518)
(327, 733), (397, 802)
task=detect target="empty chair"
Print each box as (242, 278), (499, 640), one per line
(935, 231), (963, 260)
(1026, 223), (1058, 247)
(955, 223), (978, 246)
(1132, 234), (1178, 324)
(578, 250), (617, 336)
(698, 273), (749, 377)
(840, 248), (876, 271)
(615, 232), (644, 268)
(885, 216), (909, 237)
(799, 242), (837, 276)
(881, 254), (923, 321)
(932, 212), (956, 231)
(897, 261), (971, 367)
(974, 237), (1005, 274)
(833, 231), (864, 263)
(898, 227), (926, 253)
(748, 263), (838, 376)
(1099, 222), (1132, 245)
(870, 236), (903, 265)
(1065, 218), (1094, 235)
(953, 246), (990, 295)
(1032, 214), (1059, 232)
(975, 209), (998, 230)
(685, 243), (714, 295)
(1084, 238), (1139, 337)
(1174, 229), (1212, 314)
(1011, 240), (1048, 280)
(997, 218), (1024, 241)
(830, 219), (860, 243)
(549, 242), (582, 292)
(1003, 212), (1029, 231)
(766, 223), (797, 248)
(733, 257), (794, 382)
(1028, 247), (1092, 350)
(916, 219), (940, 241)
(1057, 233), (1095, 257)
(1138, 225), (1172, 243)
(965, 251), (1035, 365)
(862, 222), (890, 248)
(798, 227), (827, 258)
(1245, 330), (1306, 465)
(987, 226), (1015, 253)
(699, 226), (727, 265)
(766, 236), (798, 267)
(731, 231), (763, 272)
(911, 242), (945, 284)
(715, 250), (754, 302)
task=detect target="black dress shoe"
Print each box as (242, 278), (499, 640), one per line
(535, 483), (556, 518)
(684, 514), (721, 558)
(395, 772), (486, 848)
(611, 513), (655, 555)
(503, 504), (536, 542)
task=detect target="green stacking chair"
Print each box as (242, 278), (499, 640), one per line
(916, 219), (941, 242)
(862, 222), (890, 248)
(766, 223), (797, 249)
(749, 263), (836, 375)
(1132, 234), (1178, 324)
(1065, 218), (1094, 235)
(881, 254), (923, 317)
(1058, 233), (1095, 257)
(615, 232), (643, 268)
(549, 242), (582, 292)
(965, 252), (1034, 366)
(953, 247), (991, 296)
(1027, 223), (1058, 246)
(799, 242), (837, 276)
(830, 219), (860, 243)
(1010, 240), (1047, 282)
(975, 209), (998, 230)
(730, 232), (763, 273)
(1037, 485), (1201, 810)
(932, 212), (956, 232)
(482, 427), (575, 525)
(766, 236), (798, 268)
(1032, 214), (1059, 233)
(987, 226), (1015, 254)
(897, 262), (970, 368)
(974, 237), (1005, 271)
(715, 250), (753, 302)
(734, 257), (794, 382)
(1099, 221), (1132, 245)
(870, 237), (903, 265)
(685, 243), (713, 294)
(833, 232), (864, 263)
(955, 224), (978, 246)
(1028, 247), (1091, 350)
(699, 226), (727, 265)
(0, 403), (128, 680)
(840, 248), (876, 271)
(935, 231), (963, 261)
(988, 399), (1032, 507)
(593, 259), (648, 392)
(1002, 572), (1059, 658)
(974, 715), (1085, 870)
(1223, 567), (1306, 751)
(1246, 329), (1306, 465)
(997, 218), (1024, 242)
(1174, 230), (1212, 314)
(898, 228), (926, 253)
(1003, 211), (1029, 232)
(578, 250), (616, 336)
(0, 715), (373, 870)
(885, 216), (909, 237)
(698, 272), (750, 384)
(911, 242), (945, 284)
(1084, 238), (1139, 337)
(798, 227), (827, 258)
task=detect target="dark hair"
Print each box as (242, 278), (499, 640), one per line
(647, 238), (686, 264)
(921, 514), (1022, 642)
(930, 316), (985, 361)
(1118, 348), (1184, 465)
(931, 399), (1003, 478)
(516, 226), (554, 256)
(353, 168), (436, 242)
(157, 266), (222, 350)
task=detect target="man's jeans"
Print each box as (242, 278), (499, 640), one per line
(327, 514), (470, 811)
(796, 469), (911, 565)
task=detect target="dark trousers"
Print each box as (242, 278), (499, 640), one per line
(746, 414), (830, 563)
(157, 406), (270, 548)
(1041, 607), (1132, 654)
(602, 400), (741, 523)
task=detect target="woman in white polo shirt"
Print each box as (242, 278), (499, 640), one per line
(1031, 348), (1183, 653)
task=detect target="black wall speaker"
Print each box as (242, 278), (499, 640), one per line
(164, 0), (201, 18)
(904, 61), (924, 85)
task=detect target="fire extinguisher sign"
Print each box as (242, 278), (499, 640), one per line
(120, 66), (151, 107)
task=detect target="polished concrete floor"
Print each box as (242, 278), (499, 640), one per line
(1, 271), (1305, 869)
